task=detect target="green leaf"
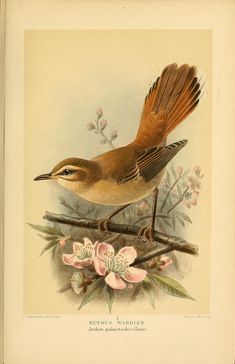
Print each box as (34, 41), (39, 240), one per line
(182, 168), (190, 178)
(171, 213), (176, 231)
(40, 240), (58, 256)
(142, 278), (156, 309)
(106, 284), (114, 313)
(38, 234), (58, 241)
(176, 215), (185, 228)
(162, 218), (172, 228)
(177, 211), (192, 224)
(131, 284), (142, 300)
(53, 222), (61, 232)
(71, 272), (84, 294)
(157, 219), (166, 233)
(166, 171), (171, 185)
(57, 283), (71, 293)
(171, 164), (177, 180)
(149, 273), (195, 300)
(78, 278), (105, 310)
(51, 244), (57, 260)
(177, 184), (182, 197)
(29, 223), (63, 237)
(170, 252), (181, 274)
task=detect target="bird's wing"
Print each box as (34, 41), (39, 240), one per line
(117, 140), (187, 183)
(133, 63), (202, 149)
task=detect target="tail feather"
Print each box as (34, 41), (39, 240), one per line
(133, 63), (202, 149)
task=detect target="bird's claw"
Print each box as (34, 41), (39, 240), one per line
(97, 218), (112, 234)
(87, 218), (112, 234)
(138, 224), (155, 244)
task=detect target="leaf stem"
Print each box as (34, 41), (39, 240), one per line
(95, 117), (115, 149)
(167, 185), (190, 214)
(160, 175), (182, 211)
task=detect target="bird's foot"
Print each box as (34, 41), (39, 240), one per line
(97, 217), (112, 235)
(87, 218), (112, 235)
(138, 224), (155, 245)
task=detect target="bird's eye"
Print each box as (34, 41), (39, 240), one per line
(62, 169), (72, 176)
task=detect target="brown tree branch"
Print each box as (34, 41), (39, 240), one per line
(44, 211), (199, 256)
(132, 246), (179, 266)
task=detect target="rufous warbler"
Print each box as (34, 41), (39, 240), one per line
(34, 63), (202, 241)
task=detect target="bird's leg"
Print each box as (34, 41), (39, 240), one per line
(89, 204), (131, 234)
(138, 188), (159, 244)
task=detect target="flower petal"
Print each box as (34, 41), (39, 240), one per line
(117, 246), (137, 264)
(105, 272), (126, 290)
(95, 242), (114, 260)
(62, 254), (75, 266)
(78, 258), (92, 267)
(72, 261), (83, 269)
(158, 256), (173, 270)
(83, 237), (93, 248)
(93, 257), (108, 276)
(59, 238), (66, 247)
(73, 242), (83, 253)
(124, 267), (147, 283)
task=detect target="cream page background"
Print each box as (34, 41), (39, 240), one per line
(24, 29), (211, 315)
(4, 1), (235, 364)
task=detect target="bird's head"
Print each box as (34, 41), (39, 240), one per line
(34, 158), (96, 193)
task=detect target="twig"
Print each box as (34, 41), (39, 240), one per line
(132, 246), (175, 266)
(167, 185), (190, 214)
(59, 199), (82, 217)
(44, 211), (198, 256)
(97, 129), (115, 149)
(94, 117), (115, 149)
(160, 175), (182, 211)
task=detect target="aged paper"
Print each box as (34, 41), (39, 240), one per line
(4, 1), (235, 363)
(24, 29), (211, 315)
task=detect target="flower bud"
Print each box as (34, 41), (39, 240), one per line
(193, 166), (201, 177)
(176, 165), (183, 176)
(86, 122), (95, 131)
(99, 119), (107, 130)
(96, 108), (103, 118)
(110, 129), (118, 140)
(138, 201), (149, 212)
(59, 238), (67, 247)
(158, 255), (173, 270)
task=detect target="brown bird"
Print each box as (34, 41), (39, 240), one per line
(34, 63), (203, 241)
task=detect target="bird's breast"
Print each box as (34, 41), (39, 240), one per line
(76, 175), (163, 206)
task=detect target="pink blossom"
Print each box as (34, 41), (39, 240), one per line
(100, 138), (106, 145)
(137, 201), (149, 214)
(159, 177), (168, 189)
(187, 176), (201, 192)
(93, 243), (146, 290)
(184, 190), (199, 208)
(86, 122), (95, 131)
(59, 238), (67, 247)
(96, 108), (103, 118)
(62, 238), (97, 269)
(158, 255), (173, 270)
(176, 165), (183, 176)
(99, 119), (107, 130)
(193, 165), (201, 177)
(110, 130), (118, 140)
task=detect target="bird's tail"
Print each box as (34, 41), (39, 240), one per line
(133, 63), (203, 149)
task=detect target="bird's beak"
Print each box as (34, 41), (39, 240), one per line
(34, 173), (52, 181)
